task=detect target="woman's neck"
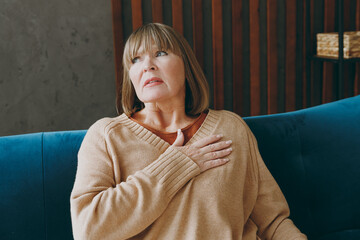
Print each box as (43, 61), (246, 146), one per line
(132, 104), (197, 132)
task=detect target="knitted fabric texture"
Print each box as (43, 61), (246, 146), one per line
(70, 110), (307, 240)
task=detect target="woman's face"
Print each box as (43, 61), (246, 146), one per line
(128, 45), (186, 106)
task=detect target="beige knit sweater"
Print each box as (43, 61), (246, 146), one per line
(70, 109), (307, 240)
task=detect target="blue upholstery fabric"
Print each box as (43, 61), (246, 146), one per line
(316, 230), (360, 240)
(43, 131), (86, 240)
(0, 96), (359, 239)
(0, 133), (45, 240)
(0, 130), (86, 240)
(245, 95), (360, 239)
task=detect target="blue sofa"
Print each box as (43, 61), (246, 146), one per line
(1, 96), (360, 240)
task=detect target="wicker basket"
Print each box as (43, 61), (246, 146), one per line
(316, 31), (360, 58)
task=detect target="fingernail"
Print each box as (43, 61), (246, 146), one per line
(226, 140), (232, 144)
(177, 129), (181, 136)
(228, 148), (233, 152)
(217, 134), (223, 138)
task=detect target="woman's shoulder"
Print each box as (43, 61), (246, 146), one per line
(206, 109), (253, 138)
(208, 109), (247, 126)
(87, 113), (130, 136)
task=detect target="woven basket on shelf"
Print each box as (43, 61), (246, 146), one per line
(316, 31), (360, 58)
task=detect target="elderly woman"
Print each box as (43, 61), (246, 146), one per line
(70, 23), (307, 240)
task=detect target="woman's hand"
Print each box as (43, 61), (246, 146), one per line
(172, 129), (232, 173)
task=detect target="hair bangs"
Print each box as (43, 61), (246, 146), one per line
(123, 24), (181, 70)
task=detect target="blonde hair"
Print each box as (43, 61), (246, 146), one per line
(118, 23), (209, 116)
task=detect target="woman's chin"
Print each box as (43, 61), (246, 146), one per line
(139, 88), (185, 106)
(140, 94), (167, 104)
(141, 94), (184, 106)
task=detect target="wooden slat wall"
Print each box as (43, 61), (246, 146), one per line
(111, 0), (360, 117)
(356, 0), (360, 95)
(249, 0), (261, 116)
(151, 0), (163, 23)
(232, 0), (243, 115)
(172, 0), (183, 34)
(212, 0), (224, 109)
(131, 0), (143, 29)
(343, 0), (351, 98)
(285, 0), (297, 112)
(322, 0), (335, 103)
(303, 0), (308, 108)
(192, 0), (204, 68)
(267, 0), (278, 114)
(310, 0), (323, 107)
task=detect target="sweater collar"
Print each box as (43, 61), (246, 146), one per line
(118, 109), (221, 149)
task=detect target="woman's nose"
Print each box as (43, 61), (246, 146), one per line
(143, 57), (157, 72)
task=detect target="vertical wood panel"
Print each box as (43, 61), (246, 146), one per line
(355, 0), (360, 95)
(192, 0), (204, 68)
(241, 0), (250, 116)
(303, 0), (308, 108)
(357, 0), (360, 30)
(223, 0), (233, 110)
(285, 0), (297, 112)
(249, 0), (261, 115)
(322, 0), (335, 103)
(356, 64), (360, 95)
(183, 0), (194, 46)
(259, 0), (268, 114)
(172, 0), (184, 34)
(343, 0), (351, 97)
(202, 0), (214, 108)
(311, 0), (323, 106)
(131, 0), (143, 30)
(277, 0), (286, 113)
(267, 0), (278, 114)
(232, 0), (243, 115)
(212, 0), (224, 109)
(308, 0), (316, 107)
(163, 0), (173, 25)
(111, 0), (124, 113)
(152, 0), (163, 23)
(343, 0), (351, 30)
(295, 0), (304, 110)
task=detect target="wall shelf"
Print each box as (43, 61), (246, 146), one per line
(305, 0), (360, 100)
(311, 56), (360, 63)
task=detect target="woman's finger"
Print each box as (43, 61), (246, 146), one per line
(201, 140), (232, 154)
(172, 129), (185, 147)
(203, 148), (232, 161)
(193, 134), (223, 148)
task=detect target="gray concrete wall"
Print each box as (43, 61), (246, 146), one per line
(0, 0), (117, 136)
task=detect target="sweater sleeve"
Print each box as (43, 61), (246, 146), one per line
(246, 129), (307, 240)
(70, 119), (201, 240)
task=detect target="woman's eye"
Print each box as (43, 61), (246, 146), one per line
(131, 57), (140, 64)
(156, 51), (168, 57)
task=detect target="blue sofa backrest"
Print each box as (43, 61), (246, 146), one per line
(0, 130), (86, 240)
(1, 95), (359, 240)
(245, 95), (360, 240)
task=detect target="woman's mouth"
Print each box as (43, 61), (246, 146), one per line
(144, 77), (163, 87)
